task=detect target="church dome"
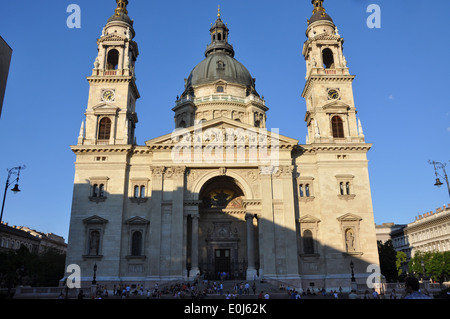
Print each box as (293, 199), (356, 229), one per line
(182, 9), (258, 97)
(308, 11), (333, 25)
(185, 53), (255, 89)
(106, 0), (133, 26)
(308, 0), (334, 25)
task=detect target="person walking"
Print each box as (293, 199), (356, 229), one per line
(403, 277), (431, 299)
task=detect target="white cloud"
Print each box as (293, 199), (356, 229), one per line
(388, 95), (394, 100)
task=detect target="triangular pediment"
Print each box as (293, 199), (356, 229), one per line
(125, 216), (150, 225)
(83, 215), (108, 225)
(298, 214), (321, 224)
(336, 213), (362, 222)
(91, 102), (120, 115)
(98, 33), (127, 43)
(322, 100), (351, 111)
(145, 117), (299, 148)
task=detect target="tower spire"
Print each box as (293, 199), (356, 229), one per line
(311, 0), (326, 15)
(205, 7), (235, 57)
(115, 0), (129, 16)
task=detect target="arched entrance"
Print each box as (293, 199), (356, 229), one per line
(189, 175), (258, 280)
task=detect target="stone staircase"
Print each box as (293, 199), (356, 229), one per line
(201, 280), (291, 299)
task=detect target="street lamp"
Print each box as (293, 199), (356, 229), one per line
(92, 263), (97, 285)
(429, 160), (450, 199)
(350, 260), (355, 282)
(0, 165), (25, 224)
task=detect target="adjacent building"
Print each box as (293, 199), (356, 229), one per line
(0, 222), (67, 255)
(65, 0), (380, 290)
(376, 204), (450, 261)
(0, 35), (12, 119)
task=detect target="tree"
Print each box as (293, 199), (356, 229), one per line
(377, 240), (398, 282)
(396, 251), (407, 277)
(408, 251), (450, 283)
(0, 245), (66, 288)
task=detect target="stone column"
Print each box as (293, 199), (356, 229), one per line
(246, 213), (257, 280)
(170, 166), (186, 279)
(190, 214), (200, 277)
(148, 166), (164, 278)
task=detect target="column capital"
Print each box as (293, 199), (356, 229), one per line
(151, 166), (165, 177)
(245, 213), (255, 220)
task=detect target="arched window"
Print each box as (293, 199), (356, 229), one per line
(98, 117), (112, 141)
(140, 186), (145, 198)
(340, 182), (344, 195)
(89, 230), (100, 255)
(305, 184), (310, 197)
(322, 48), (334, 69)
(331, 116), (344, 138)
(131, 231), (142, 256)
(303, 230), (314, 254)
(299, 184), (304, 197)
(134, 185), (139, 198)
(99, 184), (105, 197)
(345, 182), (350, 195)
(106, 49), (119, 70)
(92, 184), (99, 197)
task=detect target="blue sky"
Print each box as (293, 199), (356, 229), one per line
(0, 0), (449, 241)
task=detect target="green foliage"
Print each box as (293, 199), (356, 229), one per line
(408, 251), (450, 282)
(396, 251), (407, 276)
(377, 240), (398, 282)
(0, 245), (66, 287)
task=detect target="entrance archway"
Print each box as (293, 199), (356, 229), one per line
(190, 175), (257, 280)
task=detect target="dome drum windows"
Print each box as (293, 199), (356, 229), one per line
(214, 81), (227, 94)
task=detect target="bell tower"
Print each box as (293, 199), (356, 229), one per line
(301, 0), (364, 144)
(78, 0), (140, 146)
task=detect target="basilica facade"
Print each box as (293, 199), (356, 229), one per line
(65, 0), (380, 290)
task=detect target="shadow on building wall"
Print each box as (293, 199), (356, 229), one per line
(64, 176), (380, 294)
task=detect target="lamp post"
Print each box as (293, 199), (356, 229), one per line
(350, 260), (355, 282)
(350, 260), (357, 291)
(429, 160), (450, 199)
(92, 263), (97, 285)
(0, 165), (25, 224)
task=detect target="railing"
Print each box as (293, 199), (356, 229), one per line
(175, 94), (266, 107)
(91, 69), (134, 77)
(308, 68), (349, 76)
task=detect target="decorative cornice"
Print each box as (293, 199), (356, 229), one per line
(299, 143), (372, 153)
(71, 145), (133, 154)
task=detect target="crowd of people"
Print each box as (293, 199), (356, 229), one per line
(75, 276), (437, 300)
